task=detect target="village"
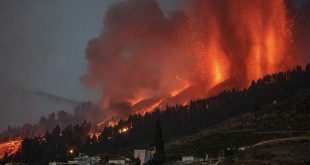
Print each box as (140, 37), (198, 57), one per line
(47, 147), (228, 165)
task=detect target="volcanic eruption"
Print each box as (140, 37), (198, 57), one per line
(1, 0), (309, 160)
(83, 0), (307, 118)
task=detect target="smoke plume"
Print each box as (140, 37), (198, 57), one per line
(83, 0), (308, 117)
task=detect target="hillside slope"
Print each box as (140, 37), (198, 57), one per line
(166, 89), (310, 158)
(213, 89), (310, 131)
(220, 136), (310, 165)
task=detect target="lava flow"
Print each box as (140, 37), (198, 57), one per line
(0, 139), (22, 159)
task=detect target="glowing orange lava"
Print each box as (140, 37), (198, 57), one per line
(238, 0), (292, 83)
(170, 84), (190, 97)
(0, 139), (22, 159)
(182, 0), (296, 88)
(140, 99), (164, 114)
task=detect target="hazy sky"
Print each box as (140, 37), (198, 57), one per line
(0, 0), (177, 102)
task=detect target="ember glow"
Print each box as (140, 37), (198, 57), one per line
(96, 121), (105, 127)
(0, 139), (22, 159)
(118, 127), (129, 134)
(83, 0), (306, 117)
(97, 118), (118, 128)
(88, 131), (101, 139)
(68, 148), (74, 154)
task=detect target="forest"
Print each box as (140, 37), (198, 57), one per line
(2, 64), (310, 164)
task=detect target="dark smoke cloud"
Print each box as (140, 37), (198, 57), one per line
(83, 0), (194, 116)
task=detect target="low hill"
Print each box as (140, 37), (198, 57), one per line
(212, 89), (310, 131)
(165, 89), (310, 158)
(220, 136), (310, 165)
(0, 89), (80, 131)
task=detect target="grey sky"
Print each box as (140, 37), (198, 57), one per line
(0, 0), (177, 101)
(0, 0), (177, 130)
(0, 0), (113, 101)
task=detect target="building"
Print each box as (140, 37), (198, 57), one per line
(72, 153), (90, 165)
(49, 162), (70, 165)
(181, 156), (194, 162)
(181, 156), (203, 164)
(134, 147), (155, 165)
(108, 156), (127, 165)
(49, 153), (102, 165)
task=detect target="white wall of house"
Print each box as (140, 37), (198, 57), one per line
(134, 150), (146, 165)
(182, 156), (194, 162)
(108, 159), (126, 165)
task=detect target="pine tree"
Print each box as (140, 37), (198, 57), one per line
(153, 120), (165, 164)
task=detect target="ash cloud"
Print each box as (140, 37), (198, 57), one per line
(83, 0), (195, 116)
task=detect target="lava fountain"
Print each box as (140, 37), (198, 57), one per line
(182, 0), (299, 87)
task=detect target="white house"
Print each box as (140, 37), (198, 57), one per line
(182, 156), (195, 162)
(108, 156), (127, 165)
(49, 162), (68, 165)
(134, 148), (155, 165)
